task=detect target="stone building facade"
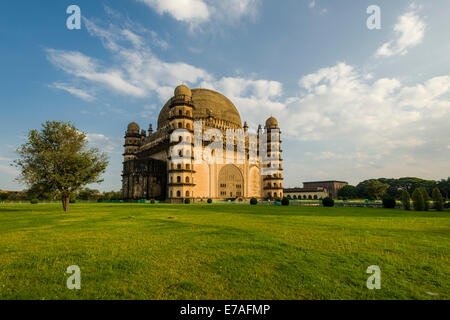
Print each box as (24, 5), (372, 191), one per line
(283, 187), (329, 200)
(122, 85), (283, 202)
(302, 181), (348, 199)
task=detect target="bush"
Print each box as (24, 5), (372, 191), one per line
(97, 198), (104, 203)
(150, 199), (156, 204)
(207, 198), (213, 204)
(30, 198), (39, 204)
(281, 197), (290, 206)
(432, 188), (444, 211)
(184, 198), (191, 204)
(412, 188), (425, 211)
(382, 197), (396, 209)
(69, 199), (76, 204)
(401, 190), (411, 210)
(322, 197), (334, 207)
(250, 198), (258, 205)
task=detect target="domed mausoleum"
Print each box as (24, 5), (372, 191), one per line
(122, 85), (283, 202)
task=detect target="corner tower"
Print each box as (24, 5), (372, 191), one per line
(167, 85), (196, 203)
(262, 117), (283, 200)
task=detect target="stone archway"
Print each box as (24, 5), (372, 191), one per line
(218, 165), (244, 199)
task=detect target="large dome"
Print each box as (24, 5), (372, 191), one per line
(157, 88), (242, 129)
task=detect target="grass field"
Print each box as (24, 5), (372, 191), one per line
(0, 203), (449, 300)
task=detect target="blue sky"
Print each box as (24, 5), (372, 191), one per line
(0, 0), (449, 192)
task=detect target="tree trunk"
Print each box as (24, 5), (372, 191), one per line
(62, 196), (70, 212)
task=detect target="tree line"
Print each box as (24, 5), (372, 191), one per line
(338, 177), (450, 201)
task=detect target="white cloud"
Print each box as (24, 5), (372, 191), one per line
(51, 82), (95, 101)
(46, 19), (211, 101)
(86, 133), (122, 155)
(309, 1), (316, 9)
(137, 0), (261, 29)
(376, 6), (426, 57)
(0, 165), (18, 176)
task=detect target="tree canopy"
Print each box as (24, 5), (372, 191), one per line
(14, 121), (108, 211)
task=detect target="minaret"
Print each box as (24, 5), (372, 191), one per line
(262, 117), (283, 200)
(124, 122), (141, 162)
(123, 122), (141, 199)
(167, 85), (196, 203)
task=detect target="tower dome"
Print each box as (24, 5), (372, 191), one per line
(127, 122), (140, 132)
(265, 117), (278, 128)
(174, 84), (192, 98)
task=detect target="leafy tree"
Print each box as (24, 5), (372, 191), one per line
(401, 190), (411, 210)
(250, 198), (258, 205)
(432, 188), (444, 211)
(412, 188), (425, 211)
(184, 198), (191, 204)
(338, 185), (358, 199)
(281, 197), (290, 206)
(14, 121), (108, 212)
(436, 177), (450, 200)
(207, 198), (213, 204)
(366, 180), (389, 200)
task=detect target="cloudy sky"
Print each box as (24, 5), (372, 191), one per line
(0, 0), (449, 191)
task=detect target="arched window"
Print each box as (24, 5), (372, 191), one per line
(178, 122), (182, 129)
(177, 191), (181, 197)
(186, 177), (190, 183)
(177, 163), (181, 169)
(186, 123), (191, 130)
(308, 195), (312, 200)
(178, 136), (182, 142)
(177, 176), (181, 183)
(170, 190), (173, 198)
(170, 176), (173, 183)
(303, 195), (307, 200)
(186, 191), (189, 197)
(274, 192), (277, 198)
(186, 164), (190, 170)
(179, 110), (183, 116)
(293, 195), (297, 199)
(314, 195), (318, 200)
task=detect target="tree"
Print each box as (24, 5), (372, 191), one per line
(432, 188), (444, 211)
(401, 190), (411, 210)
(418, 187), (430, 211)
(366, 180), (389, 200)
(281, 197), (290, 206)
(77, 188), (101, 200)
(250, 198), (258, 205)
(382, 197), (396, 209)
(436, 178), (450, 200)
(412, 188), (425, 211)
(14, 121), (108, 212)
(338, 185), (358, 199)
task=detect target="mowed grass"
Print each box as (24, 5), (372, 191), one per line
(0, 203), (449, 300)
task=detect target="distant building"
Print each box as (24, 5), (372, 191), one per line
(283, 187), (328, 200)
(302, 181), (348, 199)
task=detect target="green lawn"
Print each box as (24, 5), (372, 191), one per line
(0, 203), (448, 300)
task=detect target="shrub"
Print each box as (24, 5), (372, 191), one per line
(207, 198), (213, 204)
(184, 198), (191, 204)
(97, 198), (103, 203)
(432, 188), (444, 211)
(69, 199), (76, 204)
(322, 197), (334, 207)
(150, 199), (156, 204)
(30, 198), (39, 204)
(250, 198), (258, 205)
(382, 197), (396, 209)
(401, 190), (411, 210)
(412, 188), (425, 211)
(281, 197), (290, 206)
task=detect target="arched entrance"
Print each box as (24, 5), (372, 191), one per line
(218, 165), (244, 199)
